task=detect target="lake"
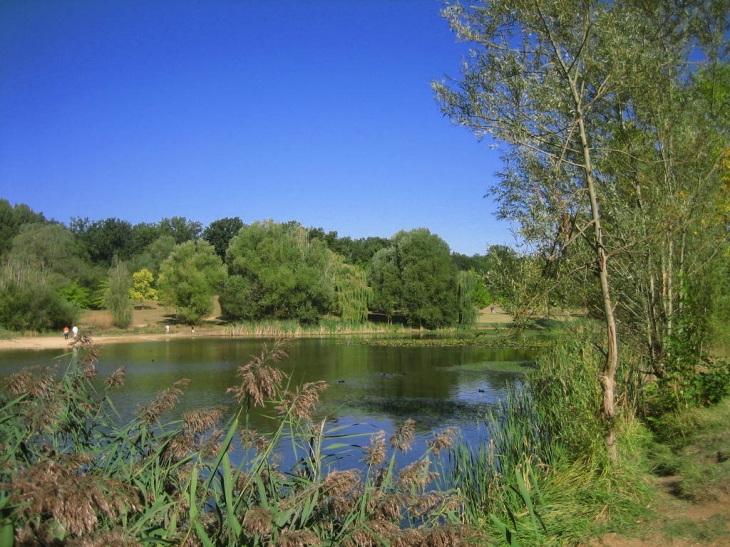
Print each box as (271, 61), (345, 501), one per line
(0, 336), (533, 469)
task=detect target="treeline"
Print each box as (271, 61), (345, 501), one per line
(0, 200), (512, 331)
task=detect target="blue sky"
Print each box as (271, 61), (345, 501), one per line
(0, 0), (512, 256)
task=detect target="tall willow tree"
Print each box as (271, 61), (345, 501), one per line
(456, 270), (483, 326)
(433, 0), (729, 461)
(327, 255), (372, 324)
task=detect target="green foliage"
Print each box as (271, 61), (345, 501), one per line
(128, 234), (177, 275)
(0, 198), (47, 257)
(445, 339), (653, 545)
(202, 216), (244, 260)
(9, 222), (88, 284)
(58, 280), (91, 309)
(647, 398), (730, 511)
(327, 254), (372, 324)
(368, 229), (460, 329)
(70, 217), (136, 266)
(219, 275), (258, 321)
(103, 259), (133, 329)
(308, 227), (389, 269)
(158, 216), (203, 244)
(456, 270), (480, 326)
(157, 239), (227, 325)
(225, 220), (371, 325)
(226, 221), (327, 323)
(0, 280), (80, 332)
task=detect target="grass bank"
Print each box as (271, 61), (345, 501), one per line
(2, 324), (726, 546)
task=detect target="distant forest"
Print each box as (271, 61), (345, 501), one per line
(0, 199), (514, 332)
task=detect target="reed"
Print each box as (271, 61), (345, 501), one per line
(443, 340), (652, 546)
(1, 336), (471, 546)
(225, 319), (408, 338)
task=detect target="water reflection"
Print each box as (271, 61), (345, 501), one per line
(0, 337), (534, 468)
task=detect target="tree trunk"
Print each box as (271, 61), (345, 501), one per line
(576, 114), (620, 464)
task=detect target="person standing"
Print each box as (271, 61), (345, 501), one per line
(72, 325), (78, 338)
(63, 326), (69, 339)
(165, 324), (170, 334)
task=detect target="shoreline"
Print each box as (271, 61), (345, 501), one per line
(0, 332), (205, 352)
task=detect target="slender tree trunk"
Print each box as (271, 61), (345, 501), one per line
(576, 114), (620, 463)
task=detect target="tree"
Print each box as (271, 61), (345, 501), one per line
(202, 217), (244, 260)
(157, 240), (227, 325)
(129, 235), (177, 275)
(129, 269), (158, 305)
(326, 254), (372, 324)
(158, 216), (203, 244)
(70, 217), (135, 266)
(0, 200), (47, 257)
(433, 0), (729, 460)
(368, 229), (459, 329)
(225, 221), (335, 324)
(103, 258), (133, 329)
(457, 270), (481, 326)
(9, 222), (86, 283)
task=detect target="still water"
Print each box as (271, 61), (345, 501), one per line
(0, 337), (533, 467)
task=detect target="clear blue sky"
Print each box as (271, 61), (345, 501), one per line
(0, 0), (512, 256)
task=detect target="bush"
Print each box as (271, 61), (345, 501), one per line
(0, 281), (80, 332)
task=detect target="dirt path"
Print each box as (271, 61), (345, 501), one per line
(592, 471), (730, 546)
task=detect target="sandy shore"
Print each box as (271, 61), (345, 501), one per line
(0, 333), (195, 352)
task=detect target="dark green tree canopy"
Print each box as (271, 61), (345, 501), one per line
(225, 220), (334, 323)
(369, 229), (460, 329)
(70, 217), (136, 266)
(202, 216), (244, 260)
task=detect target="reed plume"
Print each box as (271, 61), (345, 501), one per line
(227, 337), (290, 407)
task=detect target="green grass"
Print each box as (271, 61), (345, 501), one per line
(648, 397), (730, 502)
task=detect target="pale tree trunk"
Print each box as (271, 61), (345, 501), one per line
(547, 8), (620, 462)
(576, 111), (620, 463)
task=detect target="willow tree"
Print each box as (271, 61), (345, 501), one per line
(327, 255), (372, 324)
(433, 0), (728, 461)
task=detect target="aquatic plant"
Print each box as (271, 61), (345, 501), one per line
(0, 336), (472, 546)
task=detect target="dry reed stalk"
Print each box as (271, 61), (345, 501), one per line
(426, 427), (458, 456)
(390, 418), (416, 454)
(242, 505), (274, 537)
(136, 378), (190, 425)
(362, 431), (387, 468)
(276, 380), (328, 420)
(277, 529), (322, 547)
(105, 366), (126, 387)
(227, 338), (290, 407)
(7, 454), (140, 541)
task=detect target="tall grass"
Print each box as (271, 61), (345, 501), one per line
(443, 339), (653, 546)
(225, 319), (409, 338)
(1, 335), (470, 546)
